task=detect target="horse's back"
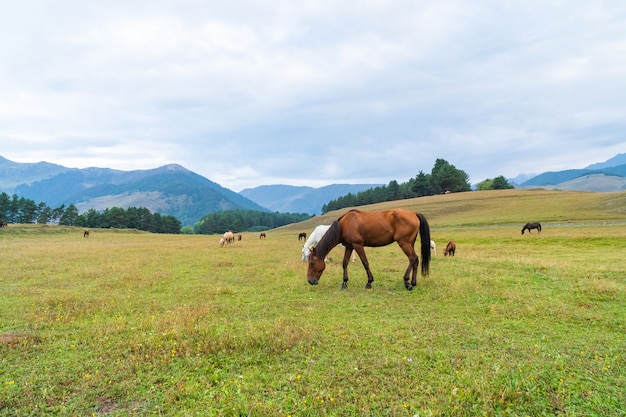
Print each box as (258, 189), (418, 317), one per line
(342, 208), (417, 227)
(339, 209), (420, 246)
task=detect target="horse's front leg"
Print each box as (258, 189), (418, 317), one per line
(341, 247), (354, 289)
(350, 246), (374, 289)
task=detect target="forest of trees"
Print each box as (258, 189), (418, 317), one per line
(322, 159), (513, 213)
(0, 191), (311, 235)
(193, 209), (311, 234)
(0, 192), (181, 234)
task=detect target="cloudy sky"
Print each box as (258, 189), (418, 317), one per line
(2, 1), (625, 191)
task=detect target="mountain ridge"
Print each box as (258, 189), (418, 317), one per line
(584, 153), (626, 170)
(2, 153), (625, 225)
(239, 183), (383, 215)
(520, 163), (626, 191)
(0, 158), (268, 226)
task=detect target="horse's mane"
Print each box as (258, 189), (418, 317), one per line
(313, 220), (341, 259)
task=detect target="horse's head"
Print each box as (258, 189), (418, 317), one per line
(306, 247), (326, 285)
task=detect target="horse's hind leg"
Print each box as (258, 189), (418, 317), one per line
(399, 243), (419, 290)
(404, 256), (419, 290)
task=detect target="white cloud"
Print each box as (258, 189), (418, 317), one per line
(1, 1), (625, 190)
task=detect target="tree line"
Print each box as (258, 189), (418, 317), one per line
(322, 159), (513, 214)
(0, 191), (310, 235)
(0, 192), (181, 234)
(193, 209), (311, 234)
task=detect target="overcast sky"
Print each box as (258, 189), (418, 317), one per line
(2, 1), (625, 191)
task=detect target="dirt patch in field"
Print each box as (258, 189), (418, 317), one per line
(0, 333), (39, 346)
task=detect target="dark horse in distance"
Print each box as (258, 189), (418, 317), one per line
(298, 232), (307, 241)
(307, 209), (431, 290)
(521, 222), (542, 234)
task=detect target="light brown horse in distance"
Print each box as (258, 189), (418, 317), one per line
(443, 240), (456, 256)
(307, 209), (431, 290)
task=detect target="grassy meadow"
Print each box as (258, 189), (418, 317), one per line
(1, 189), (625, 416)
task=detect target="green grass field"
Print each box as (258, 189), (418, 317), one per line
(1, 189), (625, 416)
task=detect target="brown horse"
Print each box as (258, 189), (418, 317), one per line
(83, 229), (90, 238)
(298, 232), (307, 241)
(259, 232), (266, 239)
(521, 222), (541, 234)
(443, 240), (456, 256)
(307, 209), (431, 290)
(0, 219), (7, 227)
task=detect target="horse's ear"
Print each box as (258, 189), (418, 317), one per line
(310, 247), (316, 256)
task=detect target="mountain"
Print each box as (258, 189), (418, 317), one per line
(239, 183), (382, 215)
(0, 157), (268, 226)
(509, 172), (537, 186)
(0, 155), (70, 189)
(585, 153), (626, 170)
(520, 154), (626, 192)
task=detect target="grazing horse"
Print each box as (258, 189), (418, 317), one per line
(307, 209), (431, 290)
(443, 240), (456, 256)
(83, 229), (90, 238)
(0, 219), (7, 227)
(221, 231), (234, 246)
(238, 234), (242, 241)
(521, 222), (542, 234)
(259, 232), (266, 239)
(430, 240), (436, 255)
(298, 232), (307, 241)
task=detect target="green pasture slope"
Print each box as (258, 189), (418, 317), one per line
(1, 189), (625, 416)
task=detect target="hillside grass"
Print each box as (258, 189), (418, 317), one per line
(291, 188), (626, 230)
(1, 189), (625, 416)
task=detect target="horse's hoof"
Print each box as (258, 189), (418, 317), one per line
(365, 284), (372, 289)
(341, 283), (348, 290)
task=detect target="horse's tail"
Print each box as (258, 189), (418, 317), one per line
(417, 213), (431, 276)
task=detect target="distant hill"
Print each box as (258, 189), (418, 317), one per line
(585, 153), (626, 170)
(239, 183), (382, 215)
(0, 157), (268, 226)
(520, 153), (626, 192)
(0, 156), (69, 189)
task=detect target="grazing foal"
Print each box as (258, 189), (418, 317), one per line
(443, 240), (456, 256)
